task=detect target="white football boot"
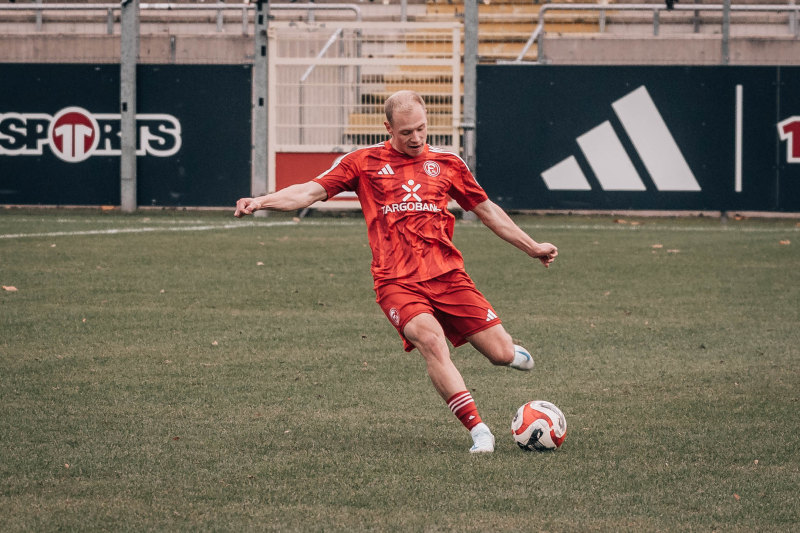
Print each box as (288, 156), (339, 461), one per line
(469, 423), (495, 453)
(508, 344), (534, 371)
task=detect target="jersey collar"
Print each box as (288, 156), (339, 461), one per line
(384, 140), (429, 158)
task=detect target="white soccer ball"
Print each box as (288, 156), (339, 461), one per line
(511, 400), (567, 451)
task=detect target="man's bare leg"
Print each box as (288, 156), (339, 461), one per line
(403, 313), (494, 452)
(403, 313), (465, 400)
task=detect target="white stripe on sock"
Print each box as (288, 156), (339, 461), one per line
(450, 397), (474, 414)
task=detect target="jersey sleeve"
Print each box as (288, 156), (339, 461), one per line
(312, 151), (360, 200)
(447, 157), (488, 212)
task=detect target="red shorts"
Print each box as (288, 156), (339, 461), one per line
(375, 269), (501, 352)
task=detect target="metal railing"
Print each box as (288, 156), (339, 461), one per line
(0, 2), (361, 35)
(516, 3), (800, 64)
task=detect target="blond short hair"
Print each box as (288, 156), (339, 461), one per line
(384, 90), (426, 125)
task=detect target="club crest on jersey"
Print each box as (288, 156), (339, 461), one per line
(389, 308), (400, 326)
(423, 161), (441, 177)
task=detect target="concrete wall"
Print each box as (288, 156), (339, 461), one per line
(541, 34), (800, 65)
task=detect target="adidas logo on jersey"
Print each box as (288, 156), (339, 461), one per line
(486, 310), (498, 322)
(377, 164), (395, 175)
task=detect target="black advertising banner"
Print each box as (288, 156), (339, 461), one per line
(778, 67), (800, 211)
(0, 64), (251, 207)
(477, 65), (800, 212)
(136, 65), (251, 207)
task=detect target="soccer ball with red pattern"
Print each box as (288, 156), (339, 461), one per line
(511, 401), (567, 451)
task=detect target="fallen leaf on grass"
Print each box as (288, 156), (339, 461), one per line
(604, 291), (611, 296)
(734, 215), (745, 221)
(2, 286), (18, 292)
(160, 289), (165, 293)
(257, 262), (264, 266)
(734, 494), (740, 501)
(590, 324), (595, 328)
(779, 240), (791, 245)
(754, 460), (759, 465)
(164, 360), (172, 364)
(101, 205), (114, 211)
(284, 430), (291, 434)
(64, 464), (69, 469)
(211, 341), (218, 346)
(51, 244), (56, 248)
(82, 318), (86, 323)
(613, 219), (627, 224)
(652, 244), (663, 249)
(667, 249), (681, 253)
(292, 217), (300, 222)
(630, 221), (640, 226)
(796, 222), (800, 227)
(173, 436), (180, 441)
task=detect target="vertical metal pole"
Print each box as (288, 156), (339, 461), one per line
(653, 8), (659, 36)
(299, 84), (305, 145)
(463, 0), (477, 221)
(451, 26), (461, 156)
(338, 36), (345, 145)
(242, 7), (248, 36)
(722, 0), (731, 65)
(599, 0), (607, 33)
(217, 0), (224, 33)
(308, 0), (315, 23)
(267, 29), (277, 198)
(790, 0), (799, 38)
(693, 0), (701, 34)
(463, 0), (477, 170)
(35, 0), (42, 32)
(120, 0), (139, 213)
(253, 0), (269, 213)
(401, 0), (408, 22)
(107, 7), (114, 35)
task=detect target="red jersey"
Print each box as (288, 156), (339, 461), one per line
(313, 141), (488, 285)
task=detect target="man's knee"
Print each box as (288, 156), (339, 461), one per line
(404, 314), (449, 359)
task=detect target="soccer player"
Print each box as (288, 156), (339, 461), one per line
(235, 90), (557, 453)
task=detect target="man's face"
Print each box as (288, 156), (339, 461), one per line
(385, 104), (427, 157)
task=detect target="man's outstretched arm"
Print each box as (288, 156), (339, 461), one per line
(234, 181), (328, 217)
(471, 200), (558, 268)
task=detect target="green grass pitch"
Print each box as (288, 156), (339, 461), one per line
(1, 209), (799, 531)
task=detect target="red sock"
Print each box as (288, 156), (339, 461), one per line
(446, 391), (482, 431)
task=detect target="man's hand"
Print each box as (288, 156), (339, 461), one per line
(234, 197), (261, 218)
(530, 243), (558, 268)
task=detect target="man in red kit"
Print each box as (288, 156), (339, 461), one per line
(235, 90), (557, 453)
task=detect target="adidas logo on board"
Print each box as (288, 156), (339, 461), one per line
(541, 86), (701, 192)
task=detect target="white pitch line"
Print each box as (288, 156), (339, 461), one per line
(512, 223), (799, 234)
(0, 220), (301, 239)
(0, 220), (797, 240)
